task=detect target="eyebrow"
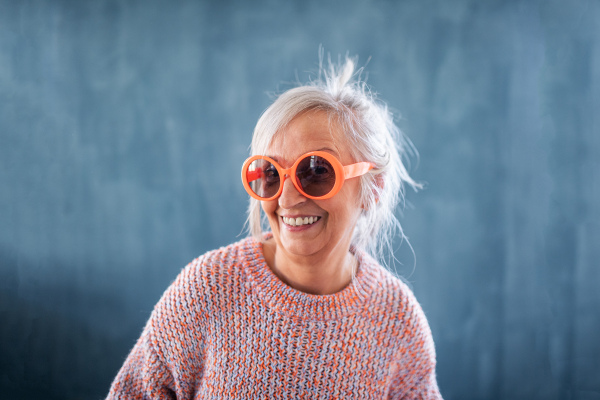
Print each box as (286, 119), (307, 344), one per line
(267, 147), (340, 162)
(315, 147), (339, 155)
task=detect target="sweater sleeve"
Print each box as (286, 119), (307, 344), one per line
(106, 326), (177, 400)
(106, 258), (206, 400)
(402, 368), (443, 400)
(387, 284), (443, 400)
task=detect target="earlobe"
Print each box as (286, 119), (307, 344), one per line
(360, 193), (379, 212)
(371, 175), (384, 206)
(360, 175), (383, 211)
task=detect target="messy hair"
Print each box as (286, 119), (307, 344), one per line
(246, 55), (422, 262)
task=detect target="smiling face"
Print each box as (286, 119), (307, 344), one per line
(261, 110), (363, 261)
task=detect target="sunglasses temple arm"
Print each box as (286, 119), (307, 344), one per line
(246, 168), (262, 183)
(343, 162), (375, 179)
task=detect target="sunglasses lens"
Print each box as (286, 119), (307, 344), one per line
(296, 155), (336, 197)
(246, 159), (280, 199)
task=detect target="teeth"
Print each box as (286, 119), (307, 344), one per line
(282, 216), (319, 226)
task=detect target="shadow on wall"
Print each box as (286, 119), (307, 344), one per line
(0, 248), (146, 399)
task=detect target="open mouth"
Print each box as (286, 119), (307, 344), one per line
(281, 216), (321, 227)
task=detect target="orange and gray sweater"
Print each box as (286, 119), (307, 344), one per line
(107, 237), (442, 399)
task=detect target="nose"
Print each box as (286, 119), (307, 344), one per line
(278, 174), (307, 209)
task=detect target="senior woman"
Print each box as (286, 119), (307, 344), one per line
(107, 58), (442, 399)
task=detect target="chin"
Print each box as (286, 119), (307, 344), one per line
(283, 241), (323, 257)
(275, 227), (325, 258)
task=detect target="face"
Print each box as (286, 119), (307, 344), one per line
(261, 110), (363, 260)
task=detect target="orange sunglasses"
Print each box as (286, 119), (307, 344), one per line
(241, 151), (375, 201)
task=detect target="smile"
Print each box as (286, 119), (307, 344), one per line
(282, 216), (321, 227)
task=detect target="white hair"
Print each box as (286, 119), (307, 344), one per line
(245, 55), (422, 262)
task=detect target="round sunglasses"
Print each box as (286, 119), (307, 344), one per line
(241, 151), (375, 201)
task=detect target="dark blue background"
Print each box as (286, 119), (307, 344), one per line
(1, 0), (599, 399)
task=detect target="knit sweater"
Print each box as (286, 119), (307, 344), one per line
(107, 236), (442, 399)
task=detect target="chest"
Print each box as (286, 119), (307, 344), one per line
(194, 313), (400, 398)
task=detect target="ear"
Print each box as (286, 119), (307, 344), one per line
(362, 175), (384, 210)
(374, 176), (384, 205)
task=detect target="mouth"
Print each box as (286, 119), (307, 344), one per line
(281, 216), (321, 227)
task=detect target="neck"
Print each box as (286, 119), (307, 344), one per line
(262, 238), (357, 295)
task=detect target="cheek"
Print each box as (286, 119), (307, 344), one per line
(338, 181), (363, 209)
(333, 184), (363, 223)
(261, 200), (278, 218)
(321, 196), (362, 225)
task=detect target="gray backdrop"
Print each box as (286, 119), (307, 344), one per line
(1, 0), (599, 399)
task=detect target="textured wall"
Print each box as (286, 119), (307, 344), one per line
(1, 0), (599, 399)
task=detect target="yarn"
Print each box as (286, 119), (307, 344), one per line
(107, 237), (441, 399)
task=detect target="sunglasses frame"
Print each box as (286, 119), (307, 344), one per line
(241, 150), (375, 201)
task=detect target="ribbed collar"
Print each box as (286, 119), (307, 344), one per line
(242, 235), (380, 322)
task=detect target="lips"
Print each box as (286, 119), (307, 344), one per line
(281, 216), (321, 227)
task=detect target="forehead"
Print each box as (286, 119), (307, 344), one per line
(266, 110), (353, 164)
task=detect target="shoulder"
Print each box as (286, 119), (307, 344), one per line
(359, 255), (437, 369)
(382, 277), (440, 397)
(382, 266), (434, 347)
(365, 261), (439, 396)
(144, 237), (258, 355)
(155, 236), (257, 310)
(359, 253), (429, 328)
(378, 267), (431, 330)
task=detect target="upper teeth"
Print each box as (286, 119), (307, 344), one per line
(282, 216), (319, 226)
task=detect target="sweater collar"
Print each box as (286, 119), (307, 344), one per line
(242, 234), (380, 321)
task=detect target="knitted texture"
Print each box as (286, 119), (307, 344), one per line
(107, 236), (442, 399)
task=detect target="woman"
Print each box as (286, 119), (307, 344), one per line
(107, 58), (442, 399)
